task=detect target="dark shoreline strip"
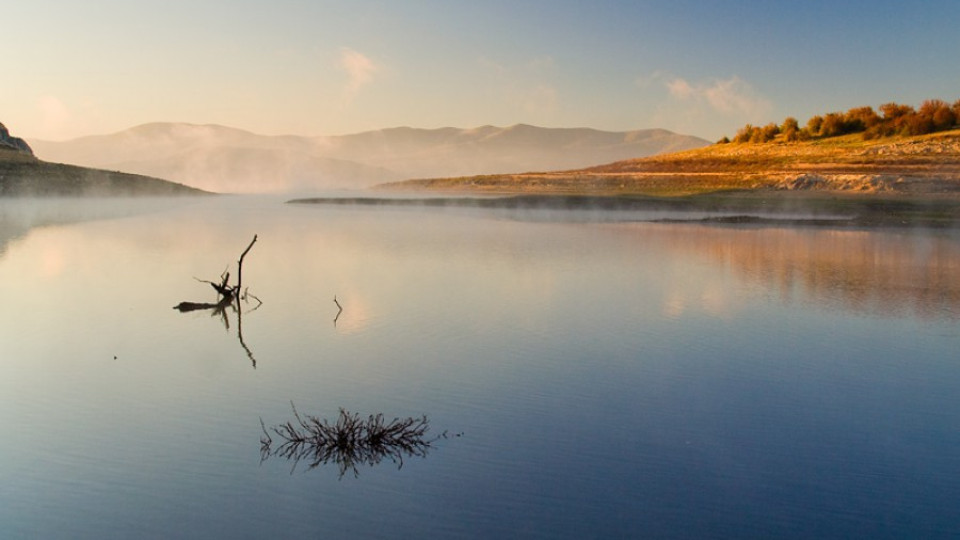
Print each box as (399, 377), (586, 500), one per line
(287, 194), (960, 229)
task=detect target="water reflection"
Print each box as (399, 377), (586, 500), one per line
(4, 198), (960, 537)
(610, 223), (960, 321)
(260, 404), (439, 478)
(0, 198), (194, 257)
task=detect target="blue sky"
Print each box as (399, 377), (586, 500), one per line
(4, 0), (959, 140)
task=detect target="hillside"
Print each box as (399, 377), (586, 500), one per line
(0, 123), (208, 197)
(0, 154), (210, 197)
(29, 123), (708, 193)
(378, 130), (960, 196)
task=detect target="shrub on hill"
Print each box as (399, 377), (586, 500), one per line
(720, 98), (960, 144)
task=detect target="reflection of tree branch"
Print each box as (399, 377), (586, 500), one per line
(243, 289), (263, 313)
(236, 297), (257, 369)
(260, 403), (442, 478)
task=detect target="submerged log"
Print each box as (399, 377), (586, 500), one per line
(173, 300), (229, 313)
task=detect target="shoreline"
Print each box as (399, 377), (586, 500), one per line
(288, 191), (960, 229)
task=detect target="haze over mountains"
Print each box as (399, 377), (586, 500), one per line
(29, 123), (708, 194)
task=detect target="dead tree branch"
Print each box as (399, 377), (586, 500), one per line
(235, 234), (257, 298)
(174, 234), (258, 307)
(173, 234), (260, 368)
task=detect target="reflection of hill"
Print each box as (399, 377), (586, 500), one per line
(0, 199), (190, 258)
(648, 225), (960, 321)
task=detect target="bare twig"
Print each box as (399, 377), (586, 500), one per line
(234, 235), (257, 297)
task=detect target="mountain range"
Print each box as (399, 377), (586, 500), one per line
(29, 123), (709, 194)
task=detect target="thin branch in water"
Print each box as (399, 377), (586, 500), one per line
(333, 295), (343, 326)
(235, 234), (258, 297)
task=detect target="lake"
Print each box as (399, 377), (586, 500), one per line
(2, 195), (960, 539)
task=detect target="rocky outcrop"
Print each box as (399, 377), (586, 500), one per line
(776, 174), (899, 192)
(0, 122), (33, 155)
(775, 173), (960, 193)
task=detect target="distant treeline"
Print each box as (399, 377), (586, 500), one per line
(719, 99), (960, 144)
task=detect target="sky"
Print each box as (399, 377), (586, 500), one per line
(4, 0), (960, 141)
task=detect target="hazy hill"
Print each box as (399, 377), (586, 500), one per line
(29, 123), (708, 193)
(0, 154), (209, 197)
(0, 123), (208, 197)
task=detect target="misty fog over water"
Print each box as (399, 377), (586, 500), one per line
(2, 196), (959, 539)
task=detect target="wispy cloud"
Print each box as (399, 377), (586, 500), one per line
(35, 95), (72, 140)
(637, 72), (773, 138)
(479, 55), (560, 122)
(665, 75), (771, 118)
(338, 47), (378, 103)
(665, 78), (695, 99)
(522, 85), (559, 116)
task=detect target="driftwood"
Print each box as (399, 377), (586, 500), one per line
(173, 300), (229, 313)
(260, 403), (445, 478)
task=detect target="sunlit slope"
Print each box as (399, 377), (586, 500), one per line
(379, 130), (960, 196)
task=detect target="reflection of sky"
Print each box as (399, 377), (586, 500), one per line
(3, 198), (960, 538)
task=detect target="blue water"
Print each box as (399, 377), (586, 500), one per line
(1, 197), (959, 538)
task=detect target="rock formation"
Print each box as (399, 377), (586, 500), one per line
(0, 122), (34, 155)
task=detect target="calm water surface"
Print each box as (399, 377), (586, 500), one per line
(2, 196), (960, 539)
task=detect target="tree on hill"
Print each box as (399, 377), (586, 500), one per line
(781, 117), (800, 142)
(805, 115), (823, 139)
(818, 113), (846, 137)
(920, 99), (956, 132)
(843, 106), (881, 132)
(759, 123), (780, 142)
(733, 124), (756, 144)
